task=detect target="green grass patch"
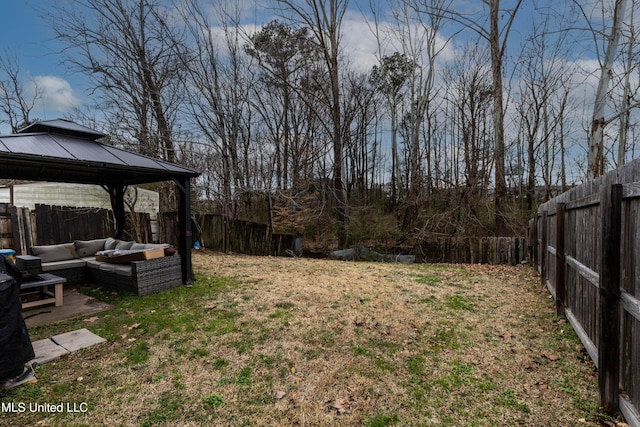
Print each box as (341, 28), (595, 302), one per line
(429, 322), (464, 352)
(496, 389), (530, 414)
(203, 393), (226, 409)
(274, 301), (295, 309)
(445, 294), (476, 312)
(414, 274), (442, 286)
(126, 341), (150, 365)
(363, 413), (400, 426)
(140, 391), (183, 427)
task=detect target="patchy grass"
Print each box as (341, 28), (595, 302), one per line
(0, 252), (607, 426)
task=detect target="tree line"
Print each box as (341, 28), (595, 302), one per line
(0, 0), (638, 251)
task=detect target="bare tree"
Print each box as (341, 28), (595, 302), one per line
(615, 0), (640, 167)
(0, 50), (41, 133)
(516, 16), (575, 210)
(587, 0), (628, 177)
(416, 0), (522, 235)
(442, 43), (494, 235)
(275, 0), (350, 248)
(177, 0), (253, 221)
(50, 0), (186, 163)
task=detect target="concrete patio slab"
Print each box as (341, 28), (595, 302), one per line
(51, 328), (106, 353)
(32, 338), (70, 365)
(23, 287), (112, 328)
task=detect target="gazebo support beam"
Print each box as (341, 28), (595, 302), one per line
(174, 177), (194, 284)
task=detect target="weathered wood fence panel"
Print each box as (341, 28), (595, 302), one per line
(34, 204), (113, 244)
(528, 159), (640, 423)
(3, 204), (295, 257)
(185, 213), (294, 256)
(416, 237), (525, 265)
(2, 204), (153, 253)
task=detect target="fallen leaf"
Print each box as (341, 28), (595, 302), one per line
(127, 338), (136, 342)
(84, 316), (99, 323)
(327, 397), (353, 415)
(276, 391), (286, 400)
(205, 303), (217, 310)
(542, 353), (559, 361)
(128, 323), (141, 330)
(536, 382), (548, 390)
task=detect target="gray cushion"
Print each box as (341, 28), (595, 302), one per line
(85, 259), (102, 270)
(31, 243), (79, 263)
(130, 243), (147, 250)
(115, 240), (134, 250)
(41, 259), (87, 271)
(113, 265), (132, 277)
(75, 239), (108, 257)
(104, 237), (119, 250)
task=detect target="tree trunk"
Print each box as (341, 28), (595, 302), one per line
(489, 0), (507, 236)
(618, 4), (634, 167)
(589, 0), (628, 178)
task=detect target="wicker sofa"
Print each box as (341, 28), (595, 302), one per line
(28, 237), (182, 296)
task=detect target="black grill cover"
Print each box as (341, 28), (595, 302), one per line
(0, 255), (35, 381)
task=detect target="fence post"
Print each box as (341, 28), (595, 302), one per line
(555, 203), (566, 316)
(541, 210), (548, 286)
(598, 183), (622, 415)
(532, 214), (539, 269)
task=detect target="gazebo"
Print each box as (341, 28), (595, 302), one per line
(0, 119), (200, 284)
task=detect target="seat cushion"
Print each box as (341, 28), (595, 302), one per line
(41, 258), (87, 271)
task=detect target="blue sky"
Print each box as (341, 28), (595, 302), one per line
(1, 0), (54, 73)
(0, 0), (84, 132)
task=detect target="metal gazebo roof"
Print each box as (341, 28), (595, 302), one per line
(0, 119), (199, 284)
(0, 119), (199, 185)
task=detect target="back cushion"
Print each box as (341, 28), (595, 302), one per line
(31, 243), (79, 263)
(115, 240), (134, 250)
(104, 237), (119, 250)
(75, 239), (108, 257)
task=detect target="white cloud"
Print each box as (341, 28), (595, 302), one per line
(340, 14), (459, 74)
(339, 14), (380, 73)
(32, 75), (81, 112)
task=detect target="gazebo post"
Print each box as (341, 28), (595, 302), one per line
(175, 177), (194, 284)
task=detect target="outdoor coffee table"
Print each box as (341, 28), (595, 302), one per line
(20, 273), (67, 310)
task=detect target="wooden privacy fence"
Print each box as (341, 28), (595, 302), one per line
(159, 213), (293, 255)
(188, 214), (295, 256)
(1, 204), (295, 257)
(417, 236), (525, 265)
(528, 159), (640, 423)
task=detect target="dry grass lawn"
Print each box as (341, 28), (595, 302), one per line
(1, 252), (605, 426)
